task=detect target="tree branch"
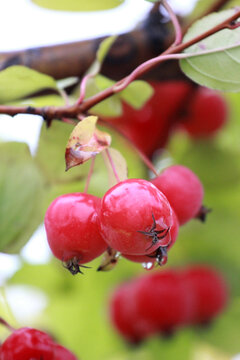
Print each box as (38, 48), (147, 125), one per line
(0, 9), (239, 120)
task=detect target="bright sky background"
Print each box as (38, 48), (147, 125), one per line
(0, 0), (197, 280)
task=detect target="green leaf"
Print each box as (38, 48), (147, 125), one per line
(94, 75), (153, 109)
(8, 95), (65, 107)
(120, 80), (154, 109)
(56, 77), (79, 90)
(97, 36), (118, 65)
(84, 77), (123, 117)
(0, 66), (57, 104)
(0, 142), (44, 253)
(31, 0), (124, 11)
(87, 36), (117, 76)
(180, 10), (240, 92)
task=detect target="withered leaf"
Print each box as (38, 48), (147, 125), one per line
(65, 116), (111, 171)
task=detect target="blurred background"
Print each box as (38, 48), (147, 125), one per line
(0, 0), (240, 359)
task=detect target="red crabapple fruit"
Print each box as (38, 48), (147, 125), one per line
(0, 327), (54, 360)
(0, 325), (78, 360)
(54, 344), (78, 360)
(109, 266), (228, 342)
(180, 87), (228, 138)
(181, 265), (228, 324)
(44, 193), (108, 274)
(122, 209), (179, 266)
(151, 165), (204, 225)
(104, 81), (192, 156)
(100, 179), (173, 255)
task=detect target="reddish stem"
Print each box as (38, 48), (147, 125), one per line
(0, 317), (15, 332)
(105, 148), (121, 183)
(77, 74), (94, 105)
(161, 0), (182, 46)
(100, 120), (159, 176)
(84, 156), (96, 193)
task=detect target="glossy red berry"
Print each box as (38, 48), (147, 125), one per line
(109, 269), (194, 342)
(122, 209), (179, 266)
(151, 165), (204, 225)
(181, 265), (228, 324)
(133, 270), (193, 333)
(180, 87), (228, 138)
(54, 344), (78, 360)
(44, 193), (108, 274)
(100, 179), (173, 255)
(0, 327), (54, 360)
(104, 81), (192, 156)
(109, 282), (158, 343)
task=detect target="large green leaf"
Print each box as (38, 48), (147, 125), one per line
(31, 0), (124, 11)
(0, 66), (57, 104)
(180, 10), (240, 92)
(0, 142), (44, 253)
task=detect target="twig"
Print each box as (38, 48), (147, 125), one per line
(84, 156), (96, 193)
(161, 0), (182, 46)
(105, 148), (120, 183)
(184, 0), (233, 34)
(0, 9), (239, 119)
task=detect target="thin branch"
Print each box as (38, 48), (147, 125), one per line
(100, 119), (159, 176)
(105, 148), (120, 183)
(77, 73), (94, 105)
(84, 156), (96, 193)
(161, 0), (182, 46)
(0, 9), (239, 119)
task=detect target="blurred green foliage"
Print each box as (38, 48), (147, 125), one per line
(0, 90), (238, 359)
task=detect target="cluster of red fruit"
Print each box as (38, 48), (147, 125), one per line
(44, 164), (204, 273)
(105, 81), (228, 156)
(0, 324), (77, 360)
(109, 265), (228, 343)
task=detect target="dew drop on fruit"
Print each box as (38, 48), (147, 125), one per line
(142, 262), (155, 271)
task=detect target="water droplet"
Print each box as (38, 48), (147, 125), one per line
(142, 262), (155, 270)
(160, 255), (168, 266)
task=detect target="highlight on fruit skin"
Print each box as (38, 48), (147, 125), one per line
(0, 323), (78, 360)
(44, 192), (108, 275)
(108, 265), (228, 343)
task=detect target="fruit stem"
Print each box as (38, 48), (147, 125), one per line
(99, 119), (159, 176)
(105, 148), (121, 183)
(77, 73), (95, 105)
(84, 156), (96, 194)
(0, 317), (16, 332)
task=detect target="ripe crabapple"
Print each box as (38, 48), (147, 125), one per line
(109, 269), (194, 342)
(109, 282), (158, 343)
(181, 265), (228, 324)
(104, 81), (192, 156)
(54, 344), (78, 360)
(133, 270), (194, 333)
(100, 179), (173, 255)
(179, 87), (228, 138)
(151, 165), (204, 225)
(0, 327), (54, 360)
(122, 209), (179, 266)
(44, 193), (108, 274)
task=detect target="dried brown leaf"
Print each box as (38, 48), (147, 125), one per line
(65, 116), (111, 170)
